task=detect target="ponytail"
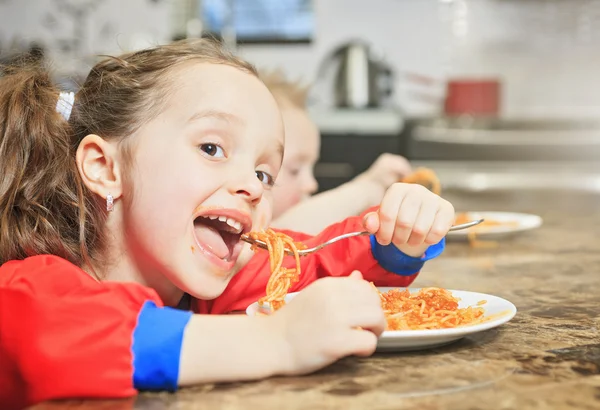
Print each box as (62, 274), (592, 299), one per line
(0, 62), (91, 267)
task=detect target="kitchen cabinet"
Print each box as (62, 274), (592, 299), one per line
(311, 108), (406, 192)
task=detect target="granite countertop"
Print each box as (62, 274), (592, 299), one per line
(30, 190), (600, 410)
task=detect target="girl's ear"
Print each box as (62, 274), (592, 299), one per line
(76, 134), (124, 202)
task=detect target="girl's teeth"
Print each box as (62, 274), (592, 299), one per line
(225, 218), (242, 233)
(201, 214), (243, 233)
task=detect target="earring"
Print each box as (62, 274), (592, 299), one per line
(106, 193), (114, 212)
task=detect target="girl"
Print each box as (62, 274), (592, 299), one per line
(0, 39), (454, 409)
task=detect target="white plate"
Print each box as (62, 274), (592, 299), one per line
(246, 287), (517, 352)
(448, 211), (542, 241)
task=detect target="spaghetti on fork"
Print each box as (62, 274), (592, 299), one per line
(247, 229), (305, 311)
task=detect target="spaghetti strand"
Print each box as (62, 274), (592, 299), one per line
(248, 229), (305, 311)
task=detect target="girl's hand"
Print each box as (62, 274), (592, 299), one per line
(268, 271), (385, 375)
(363, 183), (455, 257)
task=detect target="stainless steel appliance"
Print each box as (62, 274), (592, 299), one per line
(316, 41), (394, 109)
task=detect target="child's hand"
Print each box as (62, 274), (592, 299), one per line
(268, 271), (385, 375)
(358, 153), (412, 192)
(363, 183), (455, 257)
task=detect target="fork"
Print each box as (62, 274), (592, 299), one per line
(241, 219), (484, 257)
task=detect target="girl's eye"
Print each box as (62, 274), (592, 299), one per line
(256, 170), (275, 187)
(199, 143), (225, 158)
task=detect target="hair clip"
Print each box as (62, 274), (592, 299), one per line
(56, 91), (75, 121)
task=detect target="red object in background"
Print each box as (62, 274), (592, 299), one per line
(444, 79), (500, 116)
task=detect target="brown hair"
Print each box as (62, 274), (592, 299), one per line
(0, 39), (257, 269)
(260, 69), (309, 109)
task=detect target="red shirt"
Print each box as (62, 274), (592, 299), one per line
(0, 255), (165, 409)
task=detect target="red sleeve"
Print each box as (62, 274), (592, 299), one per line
(197, 207), (419, 315)
(0, 255), (163, 410)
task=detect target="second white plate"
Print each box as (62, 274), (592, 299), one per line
(449, 211), (542, 241)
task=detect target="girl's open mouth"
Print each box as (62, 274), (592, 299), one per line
(192, 210), (252, 269)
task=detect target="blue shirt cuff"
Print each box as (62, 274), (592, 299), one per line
(132, 301), (193, 391)
(370, 235), (446, 276)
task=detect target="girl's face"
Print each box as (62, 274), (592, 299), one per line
(108, 63), (284, 303)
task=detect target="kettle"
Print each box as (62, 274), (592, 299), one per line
(316, 41), (395, 109)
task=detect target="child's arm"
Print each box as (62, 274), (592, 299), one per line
(0, 255), (174, 408)
(1, 256), (386, 408)
(271, 175), (385, 235)
(273, 154), (412, 235)
(0, 256), (277, 407)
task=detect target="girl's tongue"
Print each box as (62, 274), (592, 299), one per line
(194, 224), (229, 259)
(193, 217), (240, 261)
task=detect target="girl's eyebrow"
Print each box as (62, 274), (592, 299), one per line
(187, 109), (245, 126)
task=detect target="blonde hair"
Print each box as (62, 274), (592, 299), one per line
(260, 69), (309, 109)
(0, 39), (257, 268)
